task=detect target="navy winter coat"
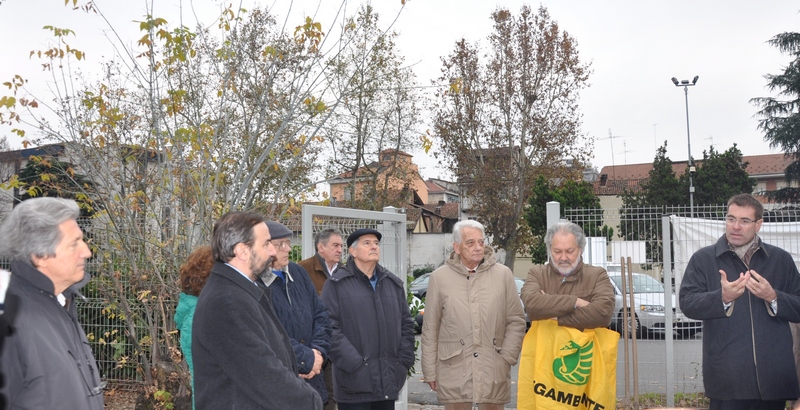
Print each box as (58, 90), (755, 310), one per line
(680, 235), (800, 400)
(321, 257), (415, 404)
(192, 262), (322, 409)
(264, 262), (331, 403)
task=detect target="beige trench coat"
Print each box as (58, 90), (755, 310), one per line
(420, 248), (526, 404)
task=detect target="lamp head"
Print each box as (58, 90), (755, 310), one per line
(692, 75), (699, 85)
(671, 77), (679, 86)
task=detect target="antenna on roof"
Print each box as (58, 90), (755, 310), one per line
(621, 141), (632, 165)
(599, 129), (624, 180)
(705, 136), (714, 152)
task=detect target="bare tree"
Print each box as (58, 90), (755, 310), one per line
(324, 4), (423, 210)
(432, 5), (591, 268)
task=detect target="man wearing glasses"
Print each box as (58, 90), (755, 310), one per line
(262, 221), (331, 407)
(680, 193), (800, 410)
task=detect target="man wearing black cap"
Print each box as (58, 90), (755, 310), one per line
(262, 221), (332, 406)
(321, 229), (415, 410)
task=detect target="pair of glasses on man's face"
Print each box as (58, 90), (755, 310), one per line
(725, 216), (758, 227)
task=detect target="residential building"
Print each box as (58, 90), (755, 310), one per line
(593, 153), (795, 209)
(328, 149), (429, 206)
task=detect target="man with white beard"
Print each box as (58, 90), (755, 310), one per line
(521, 221), (614, 330)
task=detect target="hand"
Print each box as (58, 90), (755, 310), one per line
(745, 270), (777, 303)
(427, 381), (437, 391)
(574, 297), (590, 308)
(311, 349), (324, 375)
(720, 269), (750, 304)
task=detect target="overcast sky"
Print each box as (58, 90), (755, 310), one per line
(2, 0), (798, 180)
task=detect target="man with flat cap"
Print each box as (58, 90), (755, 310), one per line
(262, 221), (331, 406)
(321, 228), (415, 410)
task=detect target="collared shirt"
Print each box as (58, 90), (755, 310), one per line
(369, 272), (378, 290)
(225, 263), (257, 286)
(327, 262), (339, 276)
(462, 263), (479, 275)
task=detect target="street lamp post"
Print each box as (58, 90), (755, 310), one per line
(671, 76), (699, 217)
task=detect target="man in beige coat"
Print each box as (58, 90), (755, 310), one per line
(520, 221), (614, 330)
(421, 220), (526, 410)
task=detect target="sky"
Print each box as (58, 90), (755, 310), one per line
(1, 0), (798, 180)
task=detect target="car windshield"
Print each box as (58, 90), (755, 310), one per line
(610, 275), (664, 293)
(411, 275), (428, 286)
(514, 278), (524, 293)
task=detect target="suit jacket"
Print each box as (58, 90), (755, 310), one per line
(192, 262), (322, 409)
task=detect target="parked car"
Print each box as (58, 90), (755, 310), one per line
(608, 272), (701, 339)
(409, 272), (431, 298)
(410, 276), (529, 333)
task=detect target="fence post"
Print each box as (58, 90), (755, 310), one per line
(662, 215), (675, 407)
(301, 204), (314, 259)
(546, 201), (560, 229)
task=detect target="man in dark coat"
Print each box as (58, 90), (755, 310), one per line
(0, 197), (104, 410)
(262, 221), (331, 404)
(680, 194), (800, 409)
(298, 228), (344, 410)
(192, 211), (322, 409)
(321, 229), (415, 410)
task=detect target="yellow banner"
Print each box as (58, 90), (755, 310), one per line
(517, 320), (619, 410)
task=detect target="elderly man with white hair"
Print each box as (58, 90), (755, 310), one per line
(421, 220), (526, 410)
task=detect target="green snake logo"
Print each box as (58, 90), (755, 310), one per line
(552, 340), (593, 385)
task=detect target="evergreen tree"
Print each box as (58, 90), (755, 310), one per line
(751, 31), (800, 202)
(692, 144), (756, 205)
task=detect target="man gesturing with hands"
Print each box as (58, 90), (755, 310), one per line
(680, 194), (800, 410)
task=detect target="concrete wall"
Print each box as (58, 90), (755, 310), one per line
(408, 232), (453, 273)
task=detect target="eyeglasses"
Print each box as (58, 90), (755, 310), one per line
(725, 216), (758, 227)
(276, 240), (292, 250)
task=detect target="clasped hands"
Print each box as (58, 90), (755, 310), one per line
(299, 348), (324, 379)
(719, 269), (777, 304)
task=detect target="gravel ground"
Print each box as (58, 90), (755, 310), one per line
(103, 389), (138, 410)
(102, 390), (451, 410)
